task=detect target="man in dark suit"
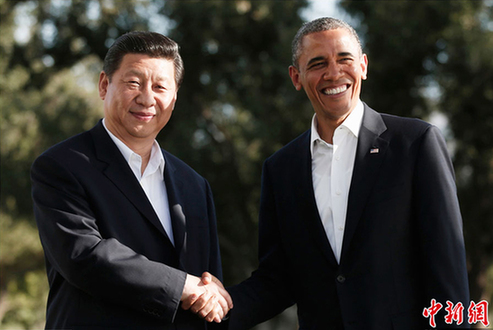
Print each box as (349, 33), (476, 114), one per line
(31, 31), (232, 329)
(194, 17), (470, 329)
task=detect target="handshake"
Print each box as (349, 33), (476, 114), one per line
(180, 272), (233, 323)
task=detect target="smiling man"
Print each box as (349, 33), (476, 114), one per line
(203, 17), (469, 329)
(289, 27), (367, 144)
(31, 31), (232, 329)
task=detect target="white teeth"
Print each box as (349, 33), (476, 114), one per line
(322, 85), (348, 95)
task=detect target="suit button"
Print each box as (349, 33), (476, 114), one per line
(337, 275), (346, 283)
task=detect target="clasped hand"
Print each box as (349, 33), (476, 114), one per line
(181, 272), (233, 323)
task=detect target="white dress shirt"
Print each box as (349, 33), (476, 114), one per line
(310, 100), (364, 263)
(102, 119), (174, 246)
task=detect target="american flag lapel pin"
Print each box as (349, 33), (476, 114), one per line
(370, 147), (379, 154)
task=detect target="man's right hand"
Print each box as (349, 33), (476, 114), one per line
(181, 273), (233, 323)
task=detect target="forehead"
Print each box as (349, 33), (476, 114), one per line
(117, 53), (174, 77)
(300, 29), (360, 58)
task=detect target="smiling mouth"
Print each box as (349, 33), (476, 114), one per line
(131, 112), (155, 121)
(322, 84), (349, 96)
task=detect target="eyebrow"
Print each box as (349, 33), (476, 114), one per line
(306, 52), (356, 66)
(338, 52), (356, 58)
(307, 56), (326, 67)
(124, 70), (170, 82)
(123, 70), (144, 78)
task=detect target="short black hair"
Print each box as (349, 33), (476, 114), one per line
(103, 31), (184, 87)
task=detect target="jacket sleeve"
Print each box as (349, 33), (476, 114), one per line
(227, 161), (295, 330)
(31, 153), (186, 323)
(413, 125), (470, 328)
(205, 178), (223, 282)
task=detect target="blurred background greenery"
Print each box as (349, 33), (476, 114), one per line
(1, 0), (492, 329)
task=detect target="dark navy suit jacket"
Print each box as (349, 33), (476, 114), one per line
(229, 104), (469, 330)
(32, 120), (223, 329)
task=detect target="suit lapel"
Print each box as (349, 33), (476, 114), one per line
(340, 105), (389, 263)
(90, 121), (175, 247)
(296, 131), (339, 267)
(162, 153), (187, 270)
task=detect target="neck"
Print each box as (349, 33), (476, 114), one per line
(316, 114), (348, 145)
(131, 143), (153, 175)
(104, 121), (154, 175)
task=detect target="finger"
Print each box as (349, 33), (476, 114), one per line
(181, 293), (198, 310)
(197, 294), (217, 320)
(207, 276), (233, 309)
(213, 304), (225, 323)
(190, 292), (212, 314)
(216, 301), (225, 322)
(223, 289), (234, 309)
(205, 301), (224, 323)
(216, 294), (229, 316)
(211, 276), (222, 286)
(201, 271), (213, 285)
(216, 285), (233, 309)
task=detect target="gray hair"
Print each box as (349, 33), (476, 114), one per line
(291, 17), (362, 68)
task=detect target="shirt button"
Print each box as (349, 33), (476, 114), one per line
(335, 155), (341, 161)
(337, 275), (346, 283)
(336, 190), (342, 195)
(338, 226), (344, 231)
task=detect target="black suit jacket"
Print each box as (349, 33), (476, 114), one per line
(31, 121), (223, 329)
(228, 104), (469, 329)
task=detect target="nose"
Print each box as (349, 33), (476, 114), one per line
(136, 85), (156, 108)
(323, 61), (342, 81)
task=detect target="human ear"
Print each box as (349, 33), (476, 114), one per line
(98, 71), (109, 100)
(360, 54), (368, 80)
(288, 65), (303, 91)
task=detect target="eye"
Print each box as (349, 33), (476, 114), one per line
(127, 80), (140, 87)
(308, 62), (325, 70)
(154, 84), (168, 92)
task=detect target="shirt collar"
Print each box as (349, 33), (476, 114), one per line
(102, 118), (165, 178)
(310, 100), (365, 157)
